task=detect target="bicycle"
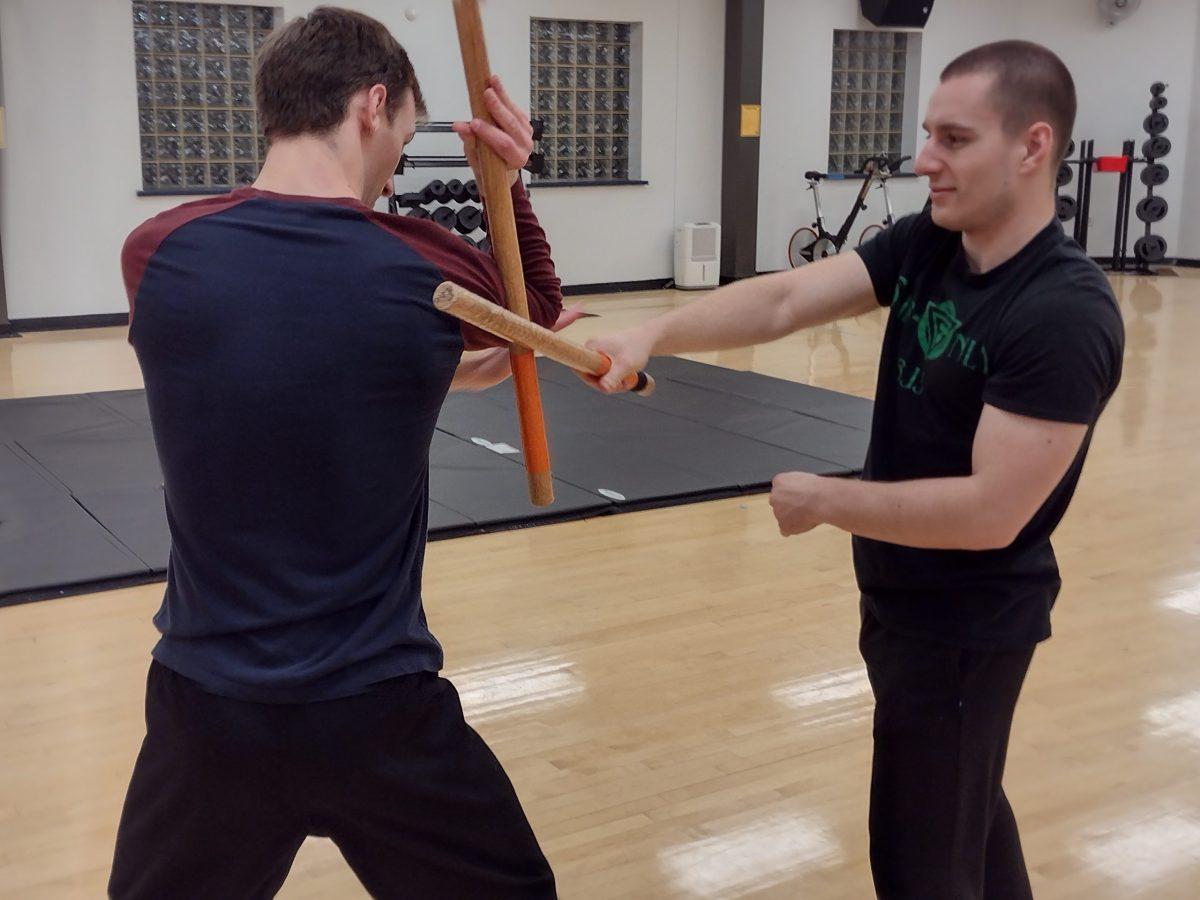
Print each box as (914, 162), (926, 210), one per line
(856, 154), (910, 247)
(787, 155), (911, 268)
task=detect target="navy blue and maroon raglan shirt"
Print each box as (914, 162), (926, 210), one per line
(120, 181), (562, 703)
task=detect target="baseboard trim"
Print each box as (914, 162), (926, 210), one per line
(1091, 256), (1199, 270)
(561, 279), (671, 296)
(9, 313), (129, 333)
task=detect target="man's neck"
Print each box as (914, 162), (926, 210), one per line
(252, 130), (369, 203)
(960, 193), (1056, 274)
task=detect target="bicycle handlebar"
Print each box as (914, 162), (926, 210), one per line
(861, 154), (912, 177)
(805, 155), (911, 185)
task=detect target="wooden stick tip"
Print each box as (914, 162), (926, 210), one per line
(433, 282), (458, 311)
(528, 470), (555, 507)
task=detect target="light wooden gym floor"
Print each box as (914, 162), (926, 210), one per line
(2, 271), (1198, 898)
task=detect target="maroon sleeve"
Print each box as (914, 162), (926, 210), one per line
(122, 194), (250, 319)
(368, 179), (563, 350)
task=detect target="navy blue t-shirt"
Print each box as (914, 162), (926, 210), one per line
(853, 212), (1124, 648)
(121, 182), (561, 702)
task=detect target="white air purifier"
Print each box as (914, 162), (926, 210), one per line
(674, 222), (720, 289)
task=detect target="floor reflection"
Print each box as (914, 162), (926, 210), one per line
(1076, 809), (1200, 891)
(446, 653), (585, 723)
(771, 665), (872, 728)
(659, 812), (844, 898)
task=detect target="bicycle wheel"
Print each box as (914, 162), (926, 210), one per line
(811, 236), (838, 261)
(788, 227), (819, 268)
(858, 224), (884, 247)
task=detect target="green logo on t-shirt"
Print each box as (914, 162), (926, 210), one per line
(891, 290), (989, 395)
(917, 299), (961, 361)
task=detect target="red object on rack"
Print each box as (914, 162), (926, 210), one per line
(1094, 156), (1129, 172)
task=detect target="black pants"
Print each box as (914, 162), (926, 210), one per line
(860, 606), (1035, 900)
(109, 662), (555, 899)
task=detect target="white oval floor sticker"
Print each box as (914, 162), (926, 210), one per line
(598, 488), (626, 501)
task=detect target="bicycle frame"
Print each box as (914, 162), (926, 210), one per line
(877, 176), (896, 227)
(809, 170), (880, 249)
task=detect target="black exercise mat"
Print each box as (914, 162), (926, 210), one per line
(1, 359), (872, 606)
(0, 445), (150, 604)
(427, 500), (478, 536)
(429, 430), (610, 526)
(18, 420), (163, 495)
(645, 356), (875, 431)
(0, 393), (124, 443)
(91, 390), (153, 424)
(540, 380), (848, 497)
(73, 486), (171, 570)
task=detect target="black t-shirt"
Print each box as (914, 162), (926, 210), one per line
(853, 212), (1124, 649)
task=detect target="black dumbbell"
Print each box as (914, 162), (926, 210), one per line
(477, 236), (492, 255)
(1055, 195), (1077, 222)
(446, 179), (469, 203)
(1065, 139), (1075, 159)
(455, 205), (483, 234)
(1135, 196), (1168, 224)
(1149, 81), (1167, 97)
(531, 118), (545, 142)
(423, 180), (450, 204)
(1143, 113), (1169, 136)
(465, 179), (480, 202)
(1134, 234), (1167, 263)
(432, 206), (457, 230)
(406, 207), (431, 220)
(1141, 163), (1169, 187)
(460, 235), (479, 250)
(523, 152), (546, 176)
(1149, 95), (1168, 111)
(1056, 163), (1073, 187)
(396, 191), (425, 208)
(1143, 136), (1172, 159)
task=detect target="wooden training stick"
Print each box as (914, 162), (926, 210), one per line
(452, 0), (554, 506)
(435, 282), (656, 396)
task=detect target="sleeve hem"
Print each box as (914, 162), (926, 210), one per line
(982, 394), (1094, 425)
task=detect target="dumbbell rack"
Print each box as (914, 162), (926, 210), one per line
(1058, 83), (1172, 275)
(1055, 138), (1088, 246)
(388, 178), (492, 253)
(386, 118), (549, 254)
(1107, 82), (1172, 275)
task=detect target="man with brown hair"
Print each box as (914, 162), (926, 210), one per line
(110, 8), (560, 898)
(588, 40), (1123, 898)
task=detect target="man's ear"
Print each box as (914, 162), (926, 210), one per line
(1021, 121), (1054, 176)
(361, 84), (389, 135)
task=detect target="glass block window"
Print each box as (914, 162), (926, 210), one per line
(132, 2), (277, 193)
(530, 18), (639, 183)
(828, 29), (912, 175)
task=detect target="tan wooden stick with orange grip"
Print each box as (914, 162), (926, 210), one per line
(435, 282), (656, 395)
(452, 0), (553, 506)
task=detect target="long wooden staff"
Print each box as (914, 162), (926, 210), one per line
(453, 0), (553, 506)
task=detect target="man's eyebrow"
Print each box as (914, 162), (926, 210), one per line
(922, 120), (979, 133)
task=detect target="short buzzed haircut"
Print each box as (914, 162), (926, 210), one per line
(941, 40), (1076, 164)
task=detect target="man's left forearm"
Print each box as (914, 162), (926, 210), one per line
(814, 475), (1015, 551)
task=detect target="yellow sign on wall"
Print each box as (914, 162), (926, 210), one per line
(739, 104), (761, 138)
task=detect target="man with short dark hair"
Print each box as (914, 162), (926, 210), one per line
(587, 40), (1123, 898)
(110, 8), (561, 897)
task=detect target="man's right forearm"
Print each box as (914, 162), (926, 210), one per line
(645, 252), (878, 357)
(645, 269), (795, 356)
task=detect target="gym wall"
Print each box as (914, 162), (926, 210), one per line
(0, 0), (723, 322)
(757, 0), (1199, 272)
(1180, 6), (1200, 260)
